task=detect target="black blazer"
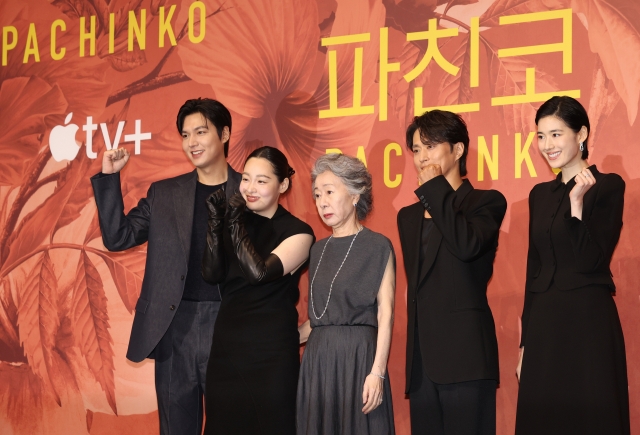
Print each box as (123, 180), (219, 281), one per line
(91, 165), (241, 362)
(397, 176), (506, 390)
(520, 165), (624, 347)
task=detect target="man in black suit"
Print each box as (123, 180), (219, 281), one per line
(397, 110), (507, 435)
(90, 98), (241, 435)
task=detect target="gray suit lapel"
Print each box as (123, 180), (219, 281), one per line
(225, 164), (242, 200)
(173, 170), (197, 264)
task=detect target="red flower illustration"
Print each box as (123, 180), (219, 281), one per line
(178, 0), (386, 221)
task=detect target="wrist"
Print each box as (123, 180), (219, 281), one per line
(228, 215), (244, 226)
(570, 201), (583, 215)
(370, 372), (385, 380)
(209, 211), (225, 220)
(209, 222), (224, 233)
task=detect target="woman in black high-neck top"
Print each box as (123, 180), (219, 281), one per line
(515, 97), (629, 435)
(202, 146), (314, 435)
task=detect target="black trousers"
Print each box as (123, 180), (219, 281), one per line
(409, 338), (496, 435)
(154, 299), (220, 435)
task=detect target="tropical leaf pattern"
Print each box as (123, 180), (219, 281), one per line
(480, 0), (571, 26)
(484, 40), (559, 134)
(437, 34), (474, 114)
(17, 252), (61, 405)
(72, 250), (117, 414)
(572, 0), (640, 123)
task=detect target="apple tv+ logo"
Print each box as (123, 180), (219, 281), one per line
(49, 113), (152, 162)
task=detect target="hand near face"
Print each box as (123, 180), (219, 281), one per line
(206, 188), (227, 219)
(569, 168), (596, 204)
(418, 164), (442, 185)
(569, 168), (596, 220)
(102, 148), (130, 174)
(227, 192), (247, 224)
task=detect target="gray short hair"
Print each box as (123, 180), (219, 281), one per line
(311, 153), (373, 220)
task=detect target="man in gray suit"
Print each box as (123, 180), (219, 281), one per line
(91, 98), (241, 435)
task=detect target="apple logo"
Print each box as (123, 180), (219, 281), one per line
(49, 112), (81, 162)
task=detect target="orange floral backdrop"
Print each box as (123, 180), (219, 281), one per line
(0, 0), (638, 434)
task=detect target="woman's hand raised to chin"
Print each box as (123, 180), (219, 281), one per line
(569, 167), (596, 220)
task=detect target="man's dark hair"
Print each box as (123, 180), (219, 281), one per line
(535, 96), (590, 159)
(176, 98), (232, 157)
(405, 110), (469, 177)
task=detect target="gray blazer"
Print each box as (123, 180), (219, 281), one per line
(91, 165), (241, 362)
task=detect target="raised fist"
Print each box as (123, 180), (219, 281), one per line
(569, 167), (596, 204)
(206, 188), (227, 220)
(102, 148), (130, 174)
(227, 192), (247, 224)
(418, 164), (442, 185)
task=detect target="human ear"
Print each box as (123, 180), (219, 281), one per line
(577, 126), (588, 145)
(221, 126), (230, 143)
(351, 193), (360, 206)
(454, 142), (464, 161)
(279, 178), (290, 194)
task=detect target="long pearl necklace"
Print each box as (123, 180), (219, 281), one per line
(310, 227), (363, 320)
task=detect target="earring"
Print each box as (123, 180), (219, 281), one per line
(579, 142), (584, 152)
(353, 203), (357, 207)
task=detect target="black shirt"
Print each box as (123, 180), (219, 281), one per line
(419, 217), (434, 268)
(182, 181), (225, 301)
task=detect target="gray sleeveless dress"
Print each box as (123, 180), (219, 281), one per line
(297, 227), (396, 435)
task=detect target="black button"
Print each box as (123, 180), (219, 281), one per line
(412, 299), (416, 304)
(170, 305), (176, 310)
(180, 275), (185, 280)
(420, 195), (425, 200)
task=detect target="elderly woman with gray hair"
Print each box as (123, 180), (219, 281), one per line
(297, 153), (396, 435)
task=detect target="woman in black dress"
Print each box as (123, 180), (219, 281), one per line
(202, 146), (314, 435)
(515, 96), (629, 435)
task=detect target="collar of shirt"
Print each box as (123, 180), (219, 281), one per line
(550, 164), (598, 192)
